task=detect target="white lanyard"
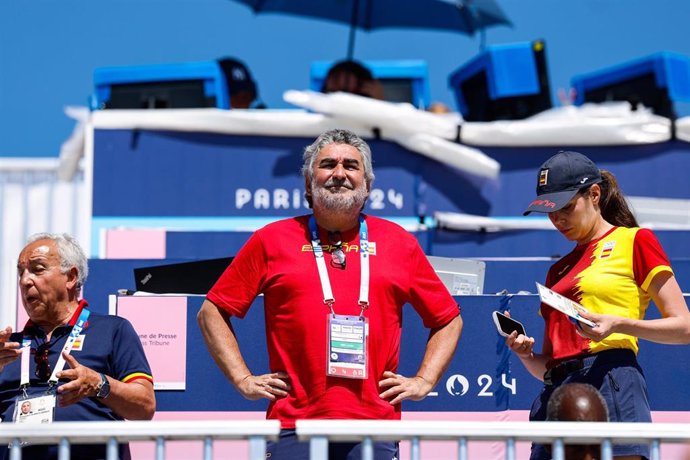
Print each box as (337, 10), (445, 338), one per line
(19, 307), (90, 389)
(309, 215), (370, 315)
(19, 338), (31, 389)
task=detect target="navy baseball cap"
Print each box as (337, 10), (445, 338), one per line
(523, 151), (602, 215)
(217, 57), (257, 97)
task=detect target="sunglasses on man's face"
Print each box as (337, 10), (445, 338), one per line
(33, 343), (51, 381)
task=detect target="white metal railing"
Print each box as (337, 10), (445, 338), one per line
(0, 420), (280, 460)
(297, 420), (690, 460)
(1, 417), (688, 460)
(0, 158), (86, 328)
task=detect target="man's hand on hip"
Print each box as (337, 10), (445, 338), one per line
(378, 371), (433, 405)
(237, 372), (291, 401)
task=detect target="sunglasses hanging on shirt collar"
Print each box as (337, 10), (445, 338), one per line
(328, 232), (346, 269)
(33, 343), (51, 381)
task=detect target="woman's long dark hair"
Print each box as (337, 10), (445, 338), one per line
(597, 170), (639, 228)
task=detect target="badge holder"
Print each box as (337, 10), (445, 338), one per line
(9, 384), (56, 448)
(311, 215), (371, 380)
(327, 303), (369, 379)
(13, 390), (56, 425)
(12, 306), (90, 429)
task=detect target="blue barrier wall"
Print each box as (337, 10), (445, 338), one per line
(102, 292), (690, 413)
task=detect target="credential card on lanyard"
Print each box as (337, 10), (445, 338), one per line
(327, 314), (368, 379)
(13, 394), (56, 424)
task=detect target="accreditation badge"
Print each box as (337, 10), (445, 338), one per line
(13, 394), (56, 424)
(327, 314), (368, 379)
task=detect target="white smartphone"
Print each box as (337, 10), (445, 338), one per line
(492, 311), (526, 337)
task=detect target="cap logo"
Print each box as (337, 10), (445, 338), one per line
(232, 68), (247, 81)
(580, 177), (589, 184)
(530, 199), (556, 209)
(539, 169), (548, 187)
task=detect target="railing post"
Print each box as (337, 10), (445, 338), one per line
(551, 439), (564, 460)
(650, 439), (661, 460)
(457, 437), (468, 460)
(505, 438), (516, 460)
(106, 437), (119, 460)
(361, 437), (373, 460)
(410, 437), (420, 460)
(309, 436), (328, 460)
(155, 436), (165, 460)
(601, 439), (613, 460)
(248, 435), (266, 460)
(203, 436), (213, 460)
(58, 437), (70, 460)
(9, 439), (21, 460)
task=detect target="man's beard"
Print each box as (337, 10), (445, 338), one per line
(311, 177), (368, 212)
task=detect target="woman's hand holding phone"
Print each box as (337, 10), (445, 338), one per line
(493, 311), (536, 358)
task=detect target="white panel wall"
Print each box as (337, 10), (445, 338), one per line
(0, 159), (87, 328)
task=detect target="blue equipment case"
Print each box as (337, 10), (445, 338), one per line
(571, 52), (690, 119)
(448, 40), (552, 121)
(310, 59), (431, 109)
(92, 60), (229, 110)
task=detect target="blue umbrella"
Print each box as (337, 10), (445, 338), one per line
(229, 0), (511, 58)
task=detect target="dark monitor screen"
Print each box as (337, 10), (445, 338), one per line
(105, 80), (216, 109)
(133, 257), (233, 294)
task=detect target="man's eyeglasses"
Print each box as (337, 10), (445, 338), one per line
(33, 343), (51, 381)
(328, 232), (346, 269)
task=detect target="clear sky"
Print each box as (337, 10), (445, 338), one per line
(1, 0), (689, 157)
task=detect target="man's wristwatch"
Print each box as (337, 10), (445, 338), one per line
(95, 373), (111, 399)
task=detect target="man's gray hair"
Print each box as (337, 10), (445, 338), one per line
(26, 233), (89, 289)
(301, 129), (375, 184)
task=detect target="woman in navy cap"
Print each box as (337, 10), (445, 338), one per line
(508, 150), (690, 460)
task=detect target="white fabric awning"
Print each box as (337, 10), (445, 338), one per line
(60, 96), (690, 182)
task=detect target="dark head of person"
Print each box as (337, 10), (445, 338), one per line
(546, 383), (609, 460)
(217, 57), (264, 109)
(523, 150), (638, 227)
(321, 60), (382, 99)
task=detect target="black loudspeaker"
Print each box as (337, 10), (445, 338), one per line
(448, 40), (552, 121)
(133, 257), (233, 295)
(571, 52), (690, 119)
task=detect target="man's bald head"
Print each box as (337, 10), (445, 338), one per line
(546, 383), (608, 460)
(547, 383), (608, 422)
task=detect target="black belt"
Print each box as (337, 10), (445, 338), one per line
(543, 349), (636, 385)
